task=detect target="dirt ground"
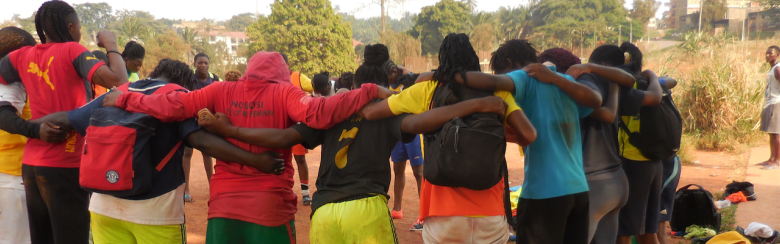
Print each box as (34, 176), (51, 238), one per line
(183, 147), (749, 244)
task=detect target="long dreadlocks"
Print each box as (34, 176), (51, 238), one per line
(490, 39), (538, 74)
(149, 59), (198, 91)
(355, 44), (389, 87)
(433, 33), (481, 83)
(0, 27), (37, 58)
(35, 0), (78, 43)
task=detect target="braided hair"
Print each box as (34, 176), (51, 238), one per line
(589, 45), (624, 67)
(149, 58), (198, 91)
(433, 33), (480, 83)
(490, 39), (538, 74)
(620, 42), (643, 74)
(538, 48), (581, 74)
(396, 73), (419, 89)
(122, 41), (145, 60)
(35, 0), (78, 43)
(0, 27), (37, 58)
(224, 70), (242, 81)
(355, 44), (389, 87)
(338, 72), (355, 90)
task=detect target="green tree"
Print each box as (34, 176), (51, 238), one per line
(12, 13), (36, 35)
(698, 0), (727, 30)
(380, 30), (422, 65)
(410, 0), (472, 55)
(73, 2), (115, 40)
(470, 23), (495, 51)
(247, 0), (357, 75)
(531, 0), (632, 49)
(460, 0), (478, 13)
(631, 0), (660, 28)
(140, 30), (189, 78)
(227, 13), (256, 31)
(118, 17), (150, 41)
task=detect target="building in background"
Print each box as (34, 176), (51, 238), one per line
(174, 21), (248, 65)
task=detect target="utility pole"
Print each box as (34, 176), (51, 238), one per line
(580, 31), (583, 58)
(630, 23), (633, 43)
(698, 0), (703, 34)
(742, 18), (746, 41)
(619, 25), (622, 43)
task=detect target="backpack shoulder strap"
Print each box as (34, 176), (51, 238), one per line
(155, 141), (183, 171)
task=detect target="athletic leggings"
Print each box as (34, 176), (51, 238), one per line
(586, 168), (629, 244)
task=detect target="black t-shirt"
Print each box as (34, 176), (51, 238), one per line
(293, 114), (415, 215)
(67, 80), (200, 200)
(578, 74), (623, 180)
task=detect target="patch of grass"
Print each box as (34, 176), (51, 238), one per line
(720, 204), (738, 232)
(678, 134), (696, 165)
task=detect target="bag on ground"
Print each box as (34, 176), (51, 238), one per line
(671, 184), (722, 232)
(725, 181), (757, 201)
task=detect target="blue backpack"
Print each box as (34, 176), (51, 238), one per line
(79, 81), (186, 197)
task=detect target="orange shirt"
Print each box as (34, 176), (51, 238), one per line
(386, 80), (521, 218)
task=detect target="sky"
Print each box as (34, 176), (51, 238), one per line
(1, 0), (669, 23)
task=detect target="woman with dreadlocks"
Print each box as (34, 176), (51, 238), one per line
(0, 1), (129, 242)
(30, 58), (283, 244)
(358, 33), (536, 242)
(0, 26), (38, 244)
(122, 41), (145, 82)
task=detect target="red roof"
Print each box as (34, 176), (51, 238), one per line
(353, 39), (363, 48)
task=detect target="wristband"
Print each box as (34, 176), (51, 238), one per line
(658, 77), (666, 86)
(106, 50), (121, 56)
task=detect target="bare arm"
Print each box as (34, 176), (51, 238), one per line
(775, 66), (780, 81)
(453, 72), (516, 92)
(400, 97), (507, 134)
(588, 82), (619, 122)
(359, 100), (397, 121)
(567, 64), (636, 87)
(506, 110), (536, 146)
(91, 31), (128, 88)
(197, 112), (304, 149)
(525, 64), (602, 109)
(641, 70), (663, 106)
(186, 129), (285, 174)
(660, 77), (677, 89)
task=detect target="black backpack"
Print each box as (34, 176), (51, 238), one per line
(619, 80), (683, 161)
(670, 184), (722, 232)
(725, 181), (757, 201)
(423, 81), (507, 190)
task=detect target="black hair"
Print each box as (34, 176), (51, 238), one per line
(396, 73), (419, 88)
(433, 33), (481, 83)
(0, 27), (37, 58)
(280, 53), (288, 64)
(35, 0), (78, 43)
(338, 72), (355, 90)
(122, 41), (145, 60)
(620, 42), (643, 74)
(194, 52), (210, 63)
(769, 46), (780, 54)
(312, 72), (331, 96)
(91, 50), (108, 64)
(382, 60), (398, 78)
(355, 44), (390, 87)
(589, 45), (624, 67)
(149, 58), (198, 91)
(490, 39), (538, 74)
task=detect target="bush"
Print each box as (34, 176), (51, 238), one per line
(674, 51), (763, 152)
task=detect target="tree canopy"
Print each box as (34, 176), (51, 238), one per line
(227, 13), (256, 31)
(410, 0), (472, 55)
(247, 0), (356, 75)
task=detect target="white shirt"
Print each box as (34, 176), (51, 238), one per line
(0, 82), (27, 114)
(89, 184), (186, 225)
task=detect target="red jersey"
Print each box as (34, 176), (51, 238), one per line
(116, 52), (379, 226)
(0, 42), (104, 168)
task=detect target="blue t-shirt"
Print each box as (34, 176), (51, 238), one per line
(67, 80), (201, 200)
(506, 68), (594, 199)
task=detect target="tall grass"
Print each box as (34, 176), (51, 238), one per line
(646, 37), (771, 152)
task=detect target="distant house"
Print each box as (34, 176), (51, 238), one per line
(174, 21), (248, 64)
(353, 39), (363, 48)
(647, 18), (658, 29)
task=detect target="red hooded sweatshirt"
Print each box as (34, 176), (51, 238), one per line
(115, 52), (378, 226)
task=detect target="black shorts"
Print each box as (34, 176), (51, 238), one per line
(515, 192), (589, 244)
(22, 165), (91, 243)
(659, 156), (682, 222)
(618, 158), (663, 236)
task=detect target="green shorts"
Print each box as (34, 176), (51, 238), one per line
(91, 212), (186, 244)
(206, 218), (295, 244)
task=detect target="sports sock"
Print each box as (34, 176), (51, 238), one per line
(301, 181), (310, 196)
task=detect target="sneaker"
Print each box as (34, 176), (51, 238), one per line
(410, 219), (424, 231)
(391, 210), (403, 219)
(302, 195), (312, 206)
(184, 194), (193, 203)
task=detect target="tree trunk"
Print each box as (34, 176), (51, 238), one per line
(381, 0), (386, 33)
